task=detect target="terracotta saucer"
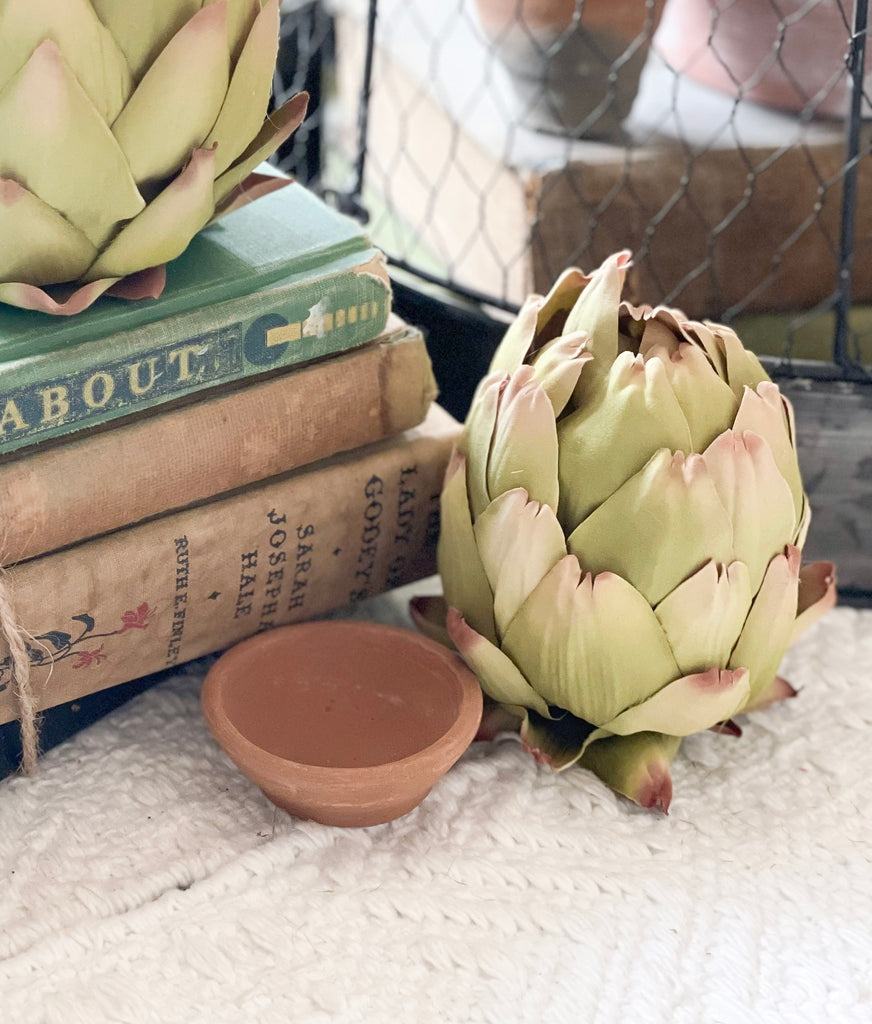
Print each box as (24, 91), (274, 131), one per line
(201, 619), (483, 827)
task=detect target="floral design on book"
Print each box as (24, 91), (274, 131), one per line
(0, 604), (152, 694)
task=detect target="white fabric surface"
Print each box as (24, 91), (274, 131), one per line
(1, 580), (871, 1024)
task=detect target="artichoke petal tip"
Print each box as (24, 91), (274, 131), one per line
(709, 718), (743, 737)
(636, 775), (672, 815)
(521, 740), (556, 770)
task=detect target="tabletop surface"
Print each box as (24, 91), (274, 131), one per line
(1, 579), (870, 1024)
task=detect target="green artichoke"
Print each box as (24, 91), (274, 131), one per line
(0, 0), (308, 315)
(434, 253), (836, 812)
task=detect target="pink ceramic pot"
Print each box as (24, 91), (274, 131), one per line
(654, 0), (857, 119)
(201, 620), (483, 827)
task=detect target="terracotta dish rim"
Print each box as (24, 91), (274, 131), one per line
(201, 619), (483, 779)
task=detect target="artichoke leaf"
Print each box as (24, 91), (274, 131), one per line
(580, 731), (682, 812)
(458, 371), (505, 521)
(733, 381), (805, 524)
(212, 90), (309, 207)
(84, 146), (217, 281)
(567, 448), (734, 607)
(111, 2), (230, 185)
(209, 0), (264, 60)
(0, 179), (97, 286)
(446, 607), (550, 718)
(557, 351), (693, 530)
(90, 0), (202, 81)
(566, 250), (632, 401)
(501, 556), (681, 726)
(654, 559), (752, 675)
(487, 367), (560, 515)
(596, 666), (751, 738)
(0, 40), (144, 248)
(747, 675), (798, 711)
(530, 332), (592, 417)
(105, 265), (167, 300)
(676, 318), (729, 379)
(488, 296), (544, 376)
(792, 560), (837, 644)
(729, 546), (801, 709)
(0, 276), (120, 315)
(490, 266), (590, 374)
(645, 338), (740, 451)
(618, 300), (654, 355)
(437, 451), (497, 644)
(473, 488), (566, 637)
(0, 0), (133, 121)
(707, 322), (770, 397)
(207, 169), (290, 221)
(533, 267), (590, 345)
(408, 594), (452, 649)
(477, 697), (524, 741)
(519, 708), (591, 772)
(636, 310), (684, 357)
(794, 493), (811, 549)
(703, 429), (797, 594)
(205, 0), (281, 176)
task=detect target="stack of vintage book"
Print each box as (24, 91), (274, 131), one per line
(0, 182), (459, 775)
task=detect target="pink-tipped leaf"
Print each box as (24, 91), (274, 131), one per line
(473, 488), (566, 637)
(437, 450), (497, 644)
(580, 731), (682, 813)
(447, 606), (550, 719)
(595, 666), (751, 738)
(0, 39), (144, 248)
(792, 560), (837, 643)
(567, 448), (734, 606)
(111, 2), (230, 185)
(729, 545), (801, 709)
(500, 557), (681, 726)
(557, 350), (693, 528)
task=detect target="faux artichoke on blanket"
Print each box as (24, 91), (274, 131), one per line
(435, 253), (836, 812)
(0, 0), (308, 315)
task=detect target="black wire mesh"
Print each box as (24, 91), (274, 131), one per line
(272, 0), (336, 187)
(277, 0), (872, 379)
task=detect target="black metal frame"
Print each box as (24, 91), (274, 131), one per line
(335, 0), (872, 382)
(835, 0), (870, 376)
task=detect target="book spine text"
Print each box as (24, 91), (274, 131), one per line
(0, 406), (459, 725)
(1, 328), (436, 564)
(0, 255), (391, 453)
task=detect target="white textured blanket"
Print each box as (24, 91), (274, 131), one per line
(2, 581), (871, 1024)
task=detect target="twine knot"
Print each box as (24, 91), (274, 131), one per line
(0, 570), (40, 774)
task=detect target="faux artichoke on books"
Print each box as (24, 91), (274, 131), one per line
(0, 0), (307, 315)
(433, 253), (837, 812)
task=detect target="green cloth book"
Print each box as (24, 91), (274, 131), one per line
(0, 183), (391, 454)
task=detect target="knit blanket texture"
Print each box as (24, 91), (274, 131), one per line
(1, 582), (870, 1024)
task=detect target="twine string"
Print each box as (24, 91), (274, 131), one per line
(0, 571), (39, 774)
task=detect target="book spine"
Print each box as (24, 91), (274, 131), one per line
(1, 326), (437, 565)
(0, 405), (459, 725)
(0, 252), (391, 454)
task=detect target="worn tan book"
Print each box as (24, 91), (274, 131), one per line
(0, 317), (436, 565)
(0, 404), (459, 726)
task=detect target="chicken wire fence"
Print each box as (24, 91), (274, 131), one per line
(275, 0), (872, 380)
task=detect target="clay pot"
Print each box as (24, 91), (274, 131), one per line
(654, 0), (858, 119)
(474, 0), (665, 138)
(201, 620), (483, 827)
